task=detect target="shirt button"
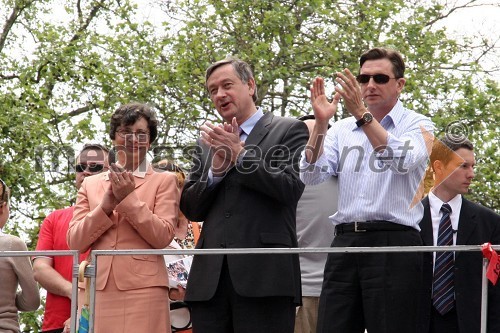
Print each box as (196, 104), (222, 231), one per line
(225, 212), (231, 218)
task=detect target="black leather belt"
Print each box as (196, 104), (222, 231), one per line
(335, 221), (414, 235)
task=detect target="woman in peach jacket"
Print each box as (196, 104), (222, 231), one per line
(67, 103), (179, 333)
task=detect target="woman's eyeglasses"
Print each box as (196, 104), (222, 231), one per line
(356, 74), (398, 84)
(116, 130), (150, 142)
(75, 163), (105, 173)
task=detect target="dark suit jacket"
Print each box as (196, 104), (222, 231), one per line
(420, 196), (500, 333)
(180, 112), (308, 304)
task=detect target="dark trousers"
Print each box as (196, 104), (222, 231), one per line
(41, 329), (63, 333)
(429, 306), (458, 333)
(190, 257), (295, 333)
(316, 229), (423, 333)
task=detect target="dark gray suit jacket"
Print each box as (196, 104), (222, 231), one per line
(180, 112), (308, 304)
(420, 196), (500, 333)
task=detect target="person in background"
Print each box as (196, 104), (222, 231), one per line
(300, 47), (434, 333)
(0, 178), (40, 332)
(33, 143), (109, 333)
(153, 159), (194, 299)
(67, 102), (179, 333)
(180, 57), (308, 333)
(154, 159), (198, 333)
(294, 115), (338, 333)
(153, 159), (196, 250)
(419, 134), (500, 333)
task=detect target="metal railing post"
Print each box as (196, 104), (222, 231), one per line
(70, 252), (80, 333)
(0, 250), (79, 332)
(88, 252), (98, 333)
(480, 257), (489, 333)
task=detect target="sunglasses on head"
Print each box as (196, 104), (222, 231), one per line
(75, 163), (105, 173)
(356, 74), (398, 84)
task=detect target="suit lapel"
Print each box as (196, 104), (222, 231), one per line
(244, 112), (272, 147)
(456, 197), (478, 249)
(420, 196), (434, 246)
(97, 173), (109, 198)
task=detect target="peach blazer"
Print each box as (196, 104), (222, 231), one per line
(67, 164), (179, 291)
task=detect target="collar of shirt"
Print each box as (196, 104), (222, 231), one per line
(428, 191), (463, 245)
(352, 100), (404, 132)
(105, 158), (150, 181)
(239, 107), (264, 139)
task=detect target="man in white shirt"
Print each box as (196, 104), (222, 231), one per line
(300, 47), (434, 333)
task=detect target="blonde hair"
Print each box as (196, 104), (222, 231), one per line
(153, 160), (186, 188)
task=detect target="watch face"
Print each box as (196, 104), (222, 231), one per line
(356, 112), (373, 127)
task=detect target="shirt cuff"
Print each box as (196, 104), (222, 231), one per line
(207, 169), (224, 187)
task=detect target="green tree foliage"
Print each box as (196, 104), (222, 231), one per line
(0, 0), (498, 330)
(158, 0), (498, 212)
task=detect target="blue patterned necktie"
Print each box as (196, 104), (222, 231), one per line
(432, 203), (455, 315)
(239, 128), (247, 142)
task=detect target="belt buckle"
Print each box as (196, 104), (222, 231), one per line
(354, 221), (366, 232)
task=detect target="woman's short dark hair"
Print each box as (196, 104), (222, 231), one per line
(109, 102), (158, 143)
(360, 47), (405, 79)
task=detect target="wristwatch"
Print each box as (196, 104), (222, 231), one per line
(355, 112), (374, 127)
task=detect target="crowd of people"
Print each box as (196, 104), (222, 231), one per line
(0, 47), (498, 333)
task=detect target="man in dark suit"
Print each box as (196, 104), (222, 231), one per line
(180, 57), (308, 333)
(420, 134), (500, 333)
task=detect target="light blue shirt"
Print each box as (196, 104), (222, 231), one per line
(300, 100), (435, 229)
(238, 107), (264, 142)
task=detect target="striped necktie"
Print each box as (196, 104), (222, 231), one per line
(432, 203), (455, 315)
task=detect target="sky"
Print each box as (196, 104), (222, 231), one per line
(431, 0), (500, 79)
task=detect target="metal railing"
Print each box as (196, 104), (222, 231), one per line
(0, 250), (80, 333)
(88, 245), (498, 333)
(1, 245), (498, 333)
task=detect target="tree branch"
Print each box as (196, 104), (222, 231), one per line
(0, 0), (36, 53)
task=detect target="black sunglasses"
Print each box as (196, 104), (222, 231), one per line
(75, 163), (105, 173)
(0, 178), (7, 203)
(356, 74), (398, 84)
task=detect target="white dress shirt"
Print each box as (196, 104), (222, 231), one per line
(428, 191), (462, 268)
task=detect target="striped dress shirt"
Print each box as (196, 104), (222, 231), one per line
(300, 100), (435, 230)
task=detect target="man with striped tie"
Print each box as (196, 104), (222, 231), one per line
(419, 134), (500, 333)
